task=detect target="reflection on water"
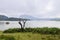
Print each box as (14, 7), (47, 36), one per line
(0, 21), (60, 30)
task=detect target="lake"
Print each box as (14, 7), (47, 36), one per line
(0, 21), (60, 30)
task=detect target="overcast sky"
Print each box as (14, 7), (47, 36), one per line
(0, 0), (60, 18)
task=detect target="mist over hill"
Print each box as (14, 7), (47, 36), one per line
(19, 15), (60, 21)
(19, 15), (40, 20)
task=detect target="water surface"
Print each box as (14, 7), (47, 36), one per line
(0, 21), (60, 30)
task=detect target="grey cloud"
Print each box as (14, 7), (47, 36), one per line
(0, 0), (60, 18)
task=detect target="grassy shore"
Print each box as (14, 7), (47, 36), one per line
(0, 27), (60, 40)
(0, 32), (60, 40)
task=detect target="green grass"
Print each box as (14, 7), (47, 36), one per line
(0, 32), (60, 40)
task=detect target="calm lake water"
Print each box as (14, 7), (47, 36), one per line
(0, 21), (60, 30)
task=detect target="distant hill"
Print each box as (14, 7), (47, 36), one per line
(0, 15), (60, 21)
(0, 15), (30, 21)
(0, 15), (8, 20)
(48, 18), (60, 21)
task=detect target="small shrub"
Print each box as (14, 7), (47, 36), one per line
(3, 28), (22, 33)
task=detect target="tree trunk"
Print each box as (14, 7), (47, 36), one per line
(23, 21), (26, 28)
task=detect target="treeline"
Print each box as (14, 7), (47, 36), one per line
(3, 27), (60, 34)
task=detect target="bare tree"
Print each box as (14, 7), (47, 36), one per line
(18, 18), (30, 32)
(18, 20), (26, 32)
